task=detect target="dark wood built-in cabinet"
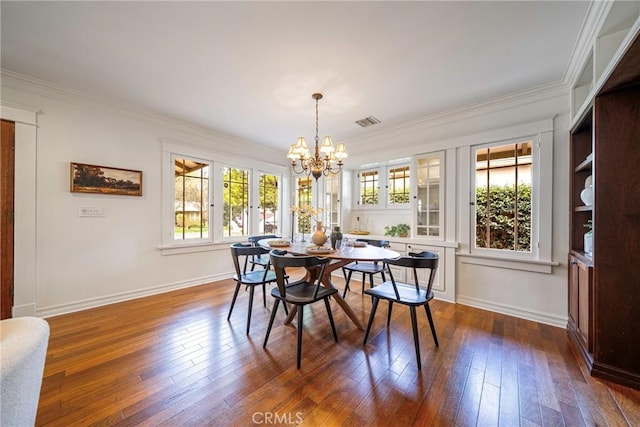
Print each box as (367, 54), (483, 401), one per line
(568, 32), (640, 390)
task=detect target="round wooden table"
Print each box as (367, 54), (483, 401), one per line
(258, 238), (400, 330)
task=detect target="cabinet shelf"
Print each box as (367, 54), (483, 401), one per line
(575, 156), (593, 172)
(575, 205), (593, 212)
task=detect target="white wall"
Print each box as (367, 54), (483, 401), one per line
(2, 76), (289, 317)
(344, 84), (570, 327)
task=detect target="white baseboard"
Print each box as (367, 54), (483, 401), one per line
(12, 303), (36, 317)
(36, 273), (233, 318)
(456, 295), (567, 328)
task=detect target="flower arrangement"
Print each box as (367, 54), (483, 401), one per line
(291, 204), (323, 223)
(291, 205), (324, 239)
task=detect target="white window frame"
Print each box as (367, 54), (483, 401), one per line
(356, 167), (381, 209)
(469, 135), (540, 260)
(386, 163), (411, 208)
(161, 141), (286, 252)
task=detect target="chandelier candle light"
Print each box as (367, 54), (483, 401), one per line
(287, 93), (348, 180)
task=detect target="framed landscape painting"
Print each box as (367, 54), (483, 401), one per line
(70, 162), (143, 196)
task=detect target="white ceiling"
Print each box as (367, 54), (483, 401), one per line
(1, 1), (590, 152)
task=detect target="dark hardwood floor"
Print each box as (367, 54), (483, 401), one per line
(36, 271), (640, 426)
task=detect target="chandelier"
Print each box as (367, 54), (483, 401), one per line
(287, 93), (347, 180)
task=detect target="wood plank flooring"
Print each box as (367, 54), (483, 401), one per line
(36, 272), (640, 426)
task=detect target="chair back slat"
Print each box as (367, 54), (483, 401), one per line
(248, 234), (279, 245)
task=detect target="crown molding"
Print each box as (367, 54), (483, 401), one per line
(344, 80), (569, 158)
(0, 69), (287, 163)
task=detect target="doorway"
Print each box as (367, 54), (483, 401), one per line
(1, 119), (15, 319)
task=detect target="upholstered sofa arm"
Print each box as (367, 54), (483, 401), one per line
(1, 317), (50, 426)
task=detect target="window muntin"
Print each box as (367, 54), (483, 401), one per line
(387, 165), (410, 205)
(474, 140), (532, 252)
(173, 157), (210, 241)
(416, 154), (443, 238)
(359, 169), (379, 206)
(222, 167), (250, 238)
(258, 173), (279, 235)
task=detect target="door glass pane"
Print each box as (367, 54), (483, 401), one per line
(416, 155), (441, 237)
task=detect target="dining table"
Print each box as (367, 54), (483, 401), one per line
(258, 238), (400, 330)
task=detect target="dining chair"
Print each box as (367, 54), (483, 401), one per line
(229, 242), (286, 334)
(264, 250), (339, 369)
(341, 238), (391, 297)
(247, 234), (280, 271)
(363, 251), (439, 370)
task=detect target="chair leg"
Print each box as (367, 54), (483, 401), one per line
(410, 306), (422, 370)
(424, 304), (439, 347)
(263, 299), (279, 348)
(227, 282), (241, 321)
(342, 270), (354, 298)
(361, 272), (366, 293)
(246, 286), (255, 334)
(324, 298), (338, 342)
(297, 305), (304, 369)
(363, 297), (380, 345)
(381, 270), (387, 282)
(282, 301), (289, 316)
(387, 301), (394, 326)
(262, 284), (267, 308)
(369, 273), (375, 290)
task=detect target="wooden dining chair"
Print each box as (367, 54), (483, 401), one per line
(341, 239), (390, 297)
(363, 251), (439, 370)
(247, 234), (279, 271)
(229, 242), (286, 334)
(264, 250), (339, 369)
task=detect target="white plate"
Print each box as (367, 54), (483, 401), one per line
(268, 240), (290, 247)
(306, 247), (333, 255)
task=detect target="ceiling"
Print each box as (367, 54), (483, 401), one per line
(1, 1), (591, 153)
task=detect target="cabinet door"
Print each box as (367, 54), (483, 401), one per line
(568, 257), (579, 327)
(387, 242), (406, 283)
(407, 244), (443, 292)
(577, 261), (592, 351)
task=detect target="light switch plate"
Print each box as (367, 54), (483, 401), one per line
(79, 206), (105, 217)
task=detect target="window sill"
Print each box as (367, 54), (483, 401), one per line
(457, 252), (559, 274)
(159, 240), (239, 256)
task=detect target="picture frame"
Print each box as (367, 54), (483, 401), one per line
(70, 162), (143, 196)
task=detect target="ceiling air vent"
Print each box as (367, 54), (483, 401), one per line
(355, 116), (381, 128)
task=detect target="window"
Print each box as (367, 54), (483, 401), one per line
(222, 167), (250, 238)
(387, 165), (410, 206)
(358, 169), (379, 206)
(296, 176), (313, 233)
(258, 172), (279, 235)
(415, 153), (444, 238)
(173, 157), (210, 241)
(474, 139), (533, 253)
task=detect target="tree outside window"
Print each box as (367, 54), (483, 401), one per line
(259, 173), (279, 234)
(223, 167), (249, 237)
